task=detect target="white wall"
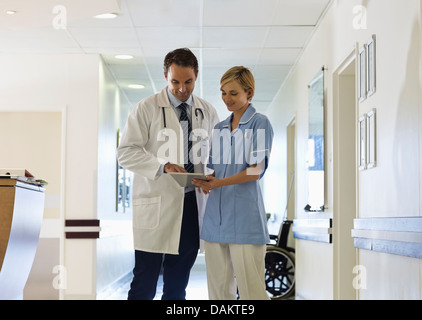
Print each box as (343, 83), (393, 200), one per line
(0, 53), (99, 299)
(0, 53), (133, 299)
(264, 0), (422, 299)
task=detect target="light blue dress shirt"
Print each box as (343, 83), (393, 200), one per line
(200, 104), (274, 244)
(162, 88), (195, 192)
(166, 87), (194, 121)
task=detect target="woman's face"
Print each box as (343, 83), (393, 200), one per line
(221, 80), (252, 113)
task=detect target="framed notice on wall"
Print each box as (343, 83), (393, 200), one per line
(358, 44), (367, 102)
(366, 35), (376, 97)
(366, 108), (377, 169)
(358, 114), (367, 170)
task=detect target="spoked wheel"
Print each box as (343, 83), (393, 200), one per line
(265, 246), (295, 299)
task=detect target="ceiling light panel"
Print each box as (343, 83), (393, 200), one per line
(115, 54), (133, 59)
(94, 13), (117, 19)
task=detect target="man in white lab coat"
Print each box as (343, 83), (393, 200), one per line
(117, 48), (219, 300)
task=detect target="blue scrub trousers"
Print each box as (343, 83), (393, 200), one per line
(127, 191), (199, 300)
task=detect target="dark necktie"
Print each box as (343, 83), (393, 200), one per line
(179, 103), (194, 173)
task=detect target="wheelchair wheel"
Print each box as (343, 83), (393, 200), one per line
(265, 246), (295, 300)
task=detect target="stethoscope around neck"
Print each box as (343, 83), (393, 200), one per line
(161, 106), (206, 139)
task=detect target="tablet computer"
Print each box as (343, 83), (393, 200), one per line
(168, 172), (208, 188)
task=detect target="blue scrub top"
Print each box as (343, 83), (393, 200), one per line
(201, 104), (274, 245)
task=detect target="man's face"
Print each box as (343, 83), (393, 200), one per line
(165, 64), (198, 102)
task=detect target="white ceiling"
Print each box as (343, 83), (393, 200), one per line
(0, 0), (331, 118)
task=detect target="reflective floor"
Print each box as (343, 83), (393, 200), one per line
(98, 254), (209, 300)
(97, 252), (294, 300)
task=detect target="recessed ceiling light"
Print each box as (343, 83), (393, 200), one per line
(128, 84), (145, 89)
(6, 10), (17, 15)
(115, 55), (134, 60)
(94, 13), (117, 19)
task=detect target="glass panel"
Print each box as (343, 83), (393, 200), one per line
(305, 68), (325, 212)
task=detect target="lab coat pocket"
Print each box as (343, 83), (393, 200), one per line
(132, 196), (161, 229)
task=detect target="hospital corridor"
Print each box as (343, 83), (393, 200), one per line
(0, 0), (421, 303)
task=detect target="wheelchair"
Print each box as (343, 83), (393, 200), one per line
(265, 219), (295, 299)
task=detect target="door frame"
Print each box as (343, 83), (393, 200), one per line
(332, 47), (359, 300)
(286, 115), (296, 221)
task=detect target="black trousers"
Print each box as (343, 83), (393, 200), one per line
(127, 191), (199, 300)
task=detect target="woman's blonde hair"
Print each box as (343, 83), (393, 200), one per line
(220, 66), (255, 101)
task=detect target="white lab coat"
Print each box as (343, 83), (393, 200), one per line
(117, 87), (219, 254)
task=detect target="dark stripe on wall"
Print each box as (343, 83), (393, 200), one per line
(65, 219), (101, 239)
(65, 219), (100, 227)
(66, 232), (100, 239)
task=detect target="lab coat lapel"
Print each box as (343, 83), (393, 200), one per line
(157, 88), (185, 166)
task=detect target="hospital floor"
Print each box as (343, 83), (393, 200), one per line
(98, 253), (293, 300)
(98, 253), (209, 300)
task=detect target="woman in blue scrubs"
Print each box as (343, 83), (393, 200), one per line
(193, 66), (273, 300)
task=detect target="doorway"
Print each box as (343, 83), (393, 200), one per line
(0, 111), (64, 299)
(332, 49), (358, 300)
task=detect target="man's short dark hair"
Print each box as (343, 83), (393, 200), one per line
(163, 48), (199, 76)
